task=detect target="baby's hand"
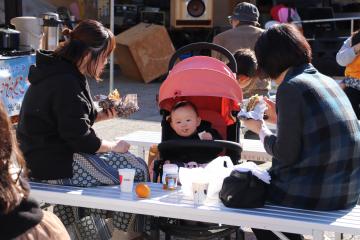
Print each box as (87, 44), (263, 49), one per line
(198, 131), (213, 140)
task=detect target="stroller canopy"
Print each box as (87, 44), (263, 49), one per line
(158, 56), (243, 111)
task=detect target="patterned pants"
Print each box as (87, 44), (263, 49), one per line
(342, 77), (360, 91)
(40, 151), (150, 240)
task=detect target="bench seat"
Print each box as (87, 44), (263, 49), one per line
(30, 182), (360, 240)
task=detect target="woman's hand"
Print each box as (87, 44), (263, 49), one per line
(96, 108), (116, 122)
(241, 119), (263, 134)
(112, 140), (130, 153)
(97, 139), (130, 153)
(264, 97), (277, 124)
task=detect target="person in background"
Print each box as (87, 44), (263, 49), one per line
(336, 30), (360, 119)
(233, 48), (261, 139)
(243, 23), (360, 240)
(16, 19), (149, 239)
(0, 102), (70, 240)
(212, 2), (270, 98)
(234, 48), (258, 93)
(267, 2), (302, 31)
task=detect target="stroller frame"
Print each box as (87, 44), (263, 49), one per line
(153, 42), (244, 240)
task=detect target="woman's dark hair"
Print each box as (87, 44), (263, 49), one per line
(255, 23), (312, 79)
(0, 102), (28, 214)
(234, 48), (258, 78)
(54, 19), (116, 80)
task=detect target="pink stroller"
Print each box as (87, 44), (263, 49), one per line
(152, 42), (244, 240)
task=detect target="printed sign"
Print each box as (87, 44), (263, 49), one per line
(0, 55), (35, 116)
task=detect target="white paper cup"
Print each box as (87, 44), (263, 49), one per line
(118, 169), (136, 192)
(192, 182), (209, 205)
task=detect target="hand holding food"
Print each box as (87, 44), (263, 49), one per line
(96, 108), (117, 122)
(238, 94), (267, 120)
(263, 97), (277, 124)
(241, 118), (263, 134)
(95, 89), (139, 118)
(246, 94), (261, 112)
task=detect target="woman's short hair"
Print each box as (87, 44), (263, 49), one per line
(255, 23), (312, 79)
(55, 19), (116, 80)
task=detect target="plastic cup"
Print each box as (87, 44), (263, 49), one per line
(118, 169), (136, 192)
(192, 182), (209, 205)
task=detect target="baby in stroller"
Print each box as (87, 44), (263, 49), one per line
(163, 100), (223, 168)
(168, 100), (221, 141)
(151, 42), (244, 239)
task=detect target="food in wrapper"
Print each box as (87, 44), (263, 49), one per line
(108, 89), (120, 101)
(238, 94), (267, 120)
(246, 94), (261, 112)
(114, 94), (139, 118)
(94, 89), (139, 118)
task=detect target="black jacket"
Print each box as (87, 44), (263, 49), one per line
(0, 180), (43, 239)
(17, 51), (101, 180)
(160, 120), (223, 164)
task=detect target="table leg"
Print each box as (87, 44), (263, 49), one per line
(138, 146), (146, 159)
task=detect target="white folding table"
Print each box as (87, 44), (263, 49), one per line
(117, 131), (272, 162)
(30, 181), (360, 240)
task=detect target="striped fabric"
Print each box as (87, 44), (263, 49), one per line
(264, 64), (360, 210)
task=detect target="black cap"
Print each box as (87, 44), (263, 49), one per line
(230, 2), (259, 23)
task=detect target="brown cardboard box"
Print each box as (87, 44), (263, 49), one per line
(114, 23), (175, 83)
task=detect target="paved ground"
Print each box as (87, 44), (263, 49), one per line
(91, 69), (162, 144)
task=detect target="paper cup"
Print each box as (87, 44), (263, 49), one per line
(118, 168), (136, 192)
(192, 182), (209, 205)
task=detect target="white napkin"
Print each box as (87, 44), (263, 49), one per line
(233, 161), (271, 184)
(238, 98), (267, 120)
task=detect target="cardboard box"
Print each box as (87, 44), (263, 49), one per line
(114, 23), (175, 83)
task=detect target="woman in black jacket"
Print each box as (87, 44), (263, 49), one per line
(17, 20), (149, 239)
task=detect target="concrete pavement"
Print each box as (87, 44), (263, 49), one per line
(91, 69), (162, 159)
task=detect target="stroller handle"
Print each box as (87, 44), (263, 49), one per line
(158, 139), (242, 156)
(168, 42), (237, 74)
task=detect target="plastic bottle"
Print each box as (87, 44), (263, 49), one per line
(162, 164), (178, 190)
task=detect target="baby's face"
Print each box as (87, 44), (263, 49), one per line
(170, 106), (201, 137)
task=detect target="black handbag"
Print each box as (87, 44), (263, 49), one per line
(219, 170), (267, 208)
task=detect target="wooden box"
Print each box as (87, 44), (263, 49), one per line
(114, 23), (175, 83)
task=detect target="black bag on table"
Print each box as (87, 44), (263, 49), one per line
(219, 170), (267, 208)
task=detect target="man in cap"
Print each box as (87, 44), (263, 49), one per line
(213, 2), (270, 117)
(212, 2), (270, 99)
(213, 2), (262, 61)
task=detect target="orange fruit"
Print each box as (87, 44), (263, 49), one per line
(135, 183), (151, 198)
